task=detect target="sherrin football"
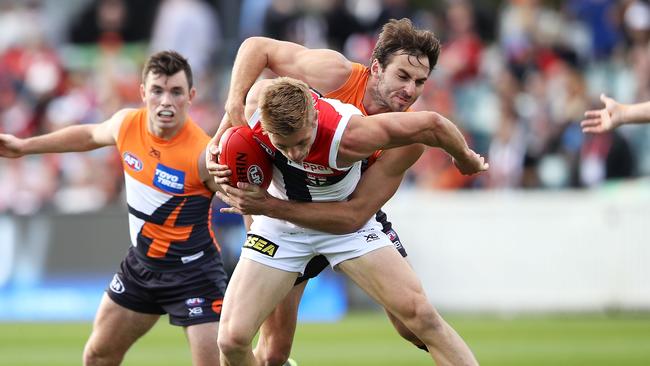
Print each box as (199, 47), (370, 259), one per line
(218, 126), (273, 189)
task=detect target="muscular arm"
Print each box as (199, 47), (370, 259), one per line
(209, 38), (352, 172)
(229, 37), (352, 108)
(338, 111), (487, 175)
(0, 109), (129, 158)
(217, 145), (424, 234)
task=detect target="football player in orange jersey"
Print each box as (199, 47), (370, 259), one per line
(0, 51), (227, 366)
(209, 19), (482, 366)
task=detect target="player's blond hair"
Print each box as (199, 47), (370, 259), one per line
(259, 77), (315, 136)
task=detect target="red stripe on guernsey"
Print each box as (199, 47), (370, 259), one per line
(249, 92), (347, 174)
(143, 198), (190, 257)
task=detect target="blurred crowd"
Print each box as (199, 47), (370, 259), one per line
(1, 0), (650, 215)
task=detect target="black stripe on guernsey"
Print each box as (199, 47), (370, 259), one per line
(134, 224), (217, 271)
(174, 195), (212, 225)
(127, 195), (212, 226)
(274, 153), (312, 201)
(274, 153), (353, 202)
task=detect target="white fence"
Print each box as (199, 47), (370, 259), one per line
(384, 183), (650, 313)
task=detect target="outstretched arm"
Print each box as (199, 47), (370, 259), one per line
(339, 111), (488, 175)
(581, 94), (650, 133)
(0, 109), (129, 158)
(215, 144), (424, 234)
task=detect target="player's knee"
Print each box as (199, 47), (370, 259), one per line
(397, 295), (443, 334)
(217, 328), (252, 357)
(83, 341), (123, 366)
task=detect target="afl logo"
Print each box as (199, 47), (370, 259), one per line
(248, 165), (264, 185)
(109, 274), (125, 294)
(123, 152), (143, 171)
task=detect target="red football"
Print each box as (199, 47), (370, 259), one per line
(218, 126), (273, 189)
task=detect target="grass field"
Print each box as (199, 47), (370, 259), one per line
(1, 311), (649, 365)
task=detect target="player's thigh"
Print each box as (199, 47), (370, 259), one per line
(259, 280), (307, 344)
(221, 258), (299, 338)
(337, 246), (427, 314)
(89, 293), (160, 352)
(184, 322), (220, 366)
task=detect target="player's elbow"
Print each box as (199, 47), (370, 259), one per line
(419, 111), (445, 147)
(241, 37), (273, 55)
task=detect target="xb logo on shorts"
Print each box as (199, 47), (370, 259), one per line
(244, 235), (279, 257)
(365, 233), (380, 242)
(188, 307), (203, 317)
(109, 274), (125, 294)
(186, 298), (205, 317)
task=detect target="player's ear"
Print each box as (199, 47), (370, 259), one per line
(140, 84), (146, 102)
(311, 110), (319, 127)
(370, 59), (381, 76)
(188, 87), (196, 104)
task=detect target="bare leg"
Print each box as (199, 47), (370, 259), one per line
(218, 258), (299, 366)
(384, 259), (427, 349)
(83, 293), (160, 366)
(337, 247), (478, 366)
(184, 322), (220, 366)
(385, 309), (427, 349)
(254, 281), (307, 366)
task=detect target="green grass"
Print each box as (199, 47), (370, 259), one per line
(1, 312), (649, 365)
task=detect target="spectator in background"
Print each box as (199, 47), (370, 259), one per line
(68, 0), (158, 44)
(150, 0), (221, 84)
(487, 102), (526, 188)
(438, 0), (484, 86)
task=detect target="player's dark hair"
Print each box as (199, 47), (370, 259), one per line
(142, 50), (193, 89)
(371, 18), (440, 74)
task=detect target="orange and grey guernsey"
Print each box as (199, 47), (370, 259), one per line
(116, 108), (218, 271)
(325, 63), (371, 115)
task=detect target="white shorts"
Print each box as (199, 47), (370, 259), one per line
(242, 215), (392, 274)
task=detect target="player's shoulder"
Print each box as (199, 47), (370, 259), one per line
(111, 108), (142, 143)
(183, 117), (210, 139)
(112, 107), (140, 122)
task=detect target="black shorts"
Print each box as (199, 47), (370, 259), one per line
(294, 227), (407, 285)
(106, 247), (228, 326)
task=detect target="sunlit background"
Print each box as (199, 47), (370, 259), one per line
(1, 0), (649, 365)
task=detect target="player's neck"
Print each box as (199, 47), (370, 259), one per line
(148, 121), (184, 141)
